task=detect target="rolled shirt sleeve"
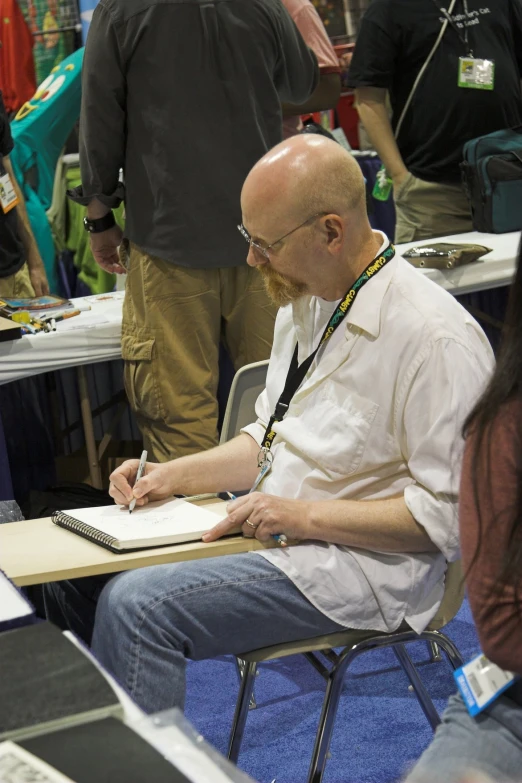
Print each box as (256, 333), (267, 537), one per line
(241, 387), (271, 446)
(68, 2), (126, 208)
(400, 336), (493, 562)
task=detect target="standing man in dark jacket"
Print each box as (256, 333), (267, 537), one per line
(348, 0), (522, 242)
(0, 92), (49, 298)
(71, 0), (318, 462)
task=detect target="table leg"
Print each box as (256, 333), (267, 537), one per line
(76, 365), (103, 489)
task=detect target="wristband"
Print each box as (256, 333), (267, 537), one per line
(83, 212), (116, 234)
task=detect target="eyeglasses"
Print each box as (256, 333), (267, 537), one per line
(237, 212), (328, 261)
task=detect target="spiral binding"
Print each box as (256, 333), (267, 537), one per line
(52, 511), (117, 549)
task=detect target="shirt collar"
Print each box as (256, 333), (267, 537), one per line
(290, 232), (397, 340)
(344, 232), (396, 339)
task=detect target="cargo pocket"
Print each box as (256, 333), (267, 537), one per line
(121, 331), (166, 423)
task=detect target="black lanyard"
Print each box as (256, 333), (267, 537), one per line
(259, 243), (396, 456)
(431, 0), (473, 56)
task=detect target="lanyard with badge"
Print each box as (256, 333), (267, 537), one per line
(432, 0), (495, 90)
(250, 242), (396, 493)
(454, 652), (518, 716)
(0, 167), (20, 215)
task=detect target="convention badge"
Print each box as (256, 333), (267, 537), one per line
(0, 173), (20, 214)
(372, 165), (393, 202)
(454, 652), (516, 716)
(458, 58), (495, 90)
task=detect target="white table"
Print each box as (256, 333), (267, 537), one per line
(397, 230), (520, 296)
(0, 292), (124, 386)
(0, 292), (125, 489)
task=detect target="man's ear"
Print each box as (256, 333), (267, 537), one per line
(324, 216), (343, 252)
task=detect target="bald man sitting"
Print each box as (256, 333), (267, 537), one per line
(44, 136), (493, 715)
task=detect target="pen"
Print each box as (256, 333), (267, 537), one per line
(225, 492), (288, 547)
(129, 449), (148, 514)
(52, 309), (81, 323)
(41, 305), (91, 321)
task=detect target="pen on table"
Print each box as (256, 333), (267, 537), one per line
(41, 304), (91, 321)
(52, 309), (81, 323)
(225, 491), (288, 547)
(129, 449), (148, 514)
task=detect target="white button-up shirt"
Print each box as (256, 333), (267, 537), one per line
(242, 234), (494, 633)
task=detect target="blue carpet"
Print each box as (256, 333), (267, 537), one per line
(185, 599), (480, 783)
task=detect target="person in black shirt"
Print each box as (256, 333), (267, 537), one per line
(72, 0), (318, 464)
(347, 0), (522, 242)
(0, 92), (49, 297)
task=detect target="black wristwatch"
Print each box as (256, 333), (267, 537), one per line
(83, 212), (116, 234)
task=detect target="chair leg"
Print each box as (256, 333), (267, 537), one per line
(425, 630), (464, 670)
(228, 660), (258, 764)
(235, 656), (257, 709)
(394, 645), (441, 730)
(307, 650), (359, 783)
(426, 641), (443, 662)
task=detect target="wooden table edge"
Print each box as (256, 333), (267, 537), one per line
(0, 515), (277, 587)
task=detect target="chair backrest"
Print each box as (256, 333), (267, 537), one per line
(220, 361), (269, 444)
(427, 560), (465, 630)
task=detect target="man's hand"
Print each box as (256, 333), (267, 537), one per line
(28, 260), (50, 296)
(90, 224), (126, 274)
(202, 492), (312, 544)
(109, 459), (178, 507)
(392, 169), (410, 189)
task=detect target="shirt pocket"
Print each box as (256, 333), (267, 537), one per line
(289, 382), (379, 479)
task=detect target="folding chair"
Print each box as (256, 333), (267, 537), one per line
(219, 360), (269, 445)
(229, 560), (465, 783)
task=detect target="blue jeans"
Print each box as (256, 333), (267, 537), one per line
(404, 692), (522, 782)
(44, 553), (345, 714)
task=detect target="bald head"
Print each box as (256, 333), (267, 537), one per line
(241, 134), (366, 226)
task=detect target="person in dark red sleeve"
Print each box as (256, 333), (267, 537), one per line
(405, 243), (522, 781)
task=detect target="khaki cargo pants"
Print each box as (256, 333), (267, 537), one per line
(121, 243), (276, 463)
(0, 262), (35, 298)
(394, 174), (473, 243)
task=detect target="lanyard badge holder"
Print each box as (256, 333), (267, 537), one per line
(437, 0), (495, 90)
(434, 0), (495, 90)
(252, 243), (396, 492)
(373, 0), (459, 202)
(454, 653), (517, 716)
(0, 172), (20, 214)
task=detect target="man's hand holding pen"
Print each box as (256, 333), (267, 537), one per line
(109, 459), (177, 507)
(202, 492), (311, 547)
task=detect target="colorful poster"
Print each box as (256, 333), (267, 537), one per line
(18, 1), (79, 83)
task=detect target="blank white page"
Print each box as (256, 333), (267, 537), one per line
(61, 498), (224, 547)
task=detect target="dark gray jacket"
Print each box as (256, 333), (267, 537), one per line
(72, 0), (318, 267)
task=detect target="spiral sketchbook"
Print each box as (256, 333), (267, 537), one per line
(51, 497), (227, 553)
